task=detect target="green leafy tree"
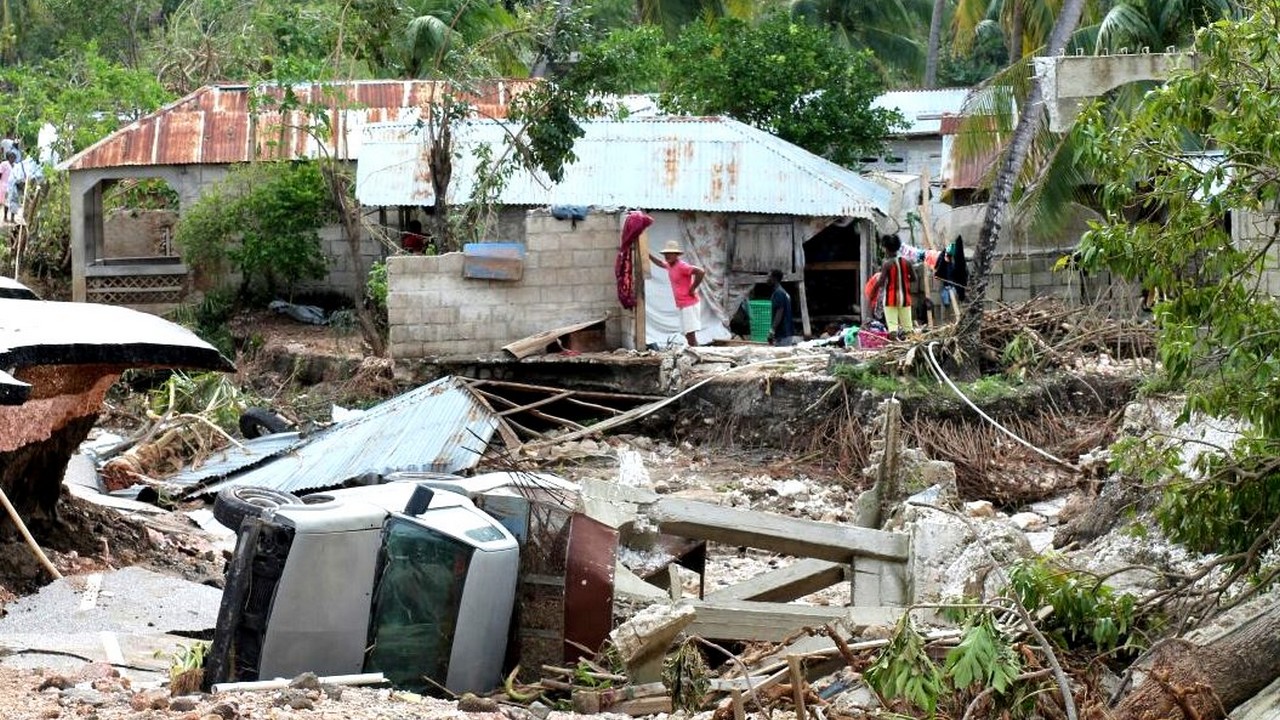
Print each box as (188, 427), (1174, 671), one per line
(174, 160), (332, 301)
(0, 44), (172, 157)
(1077, 0), (1280, 572)
(654, 13), (904, 167)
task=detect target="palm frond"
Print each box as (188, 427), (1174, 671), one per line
(1096, 2), (1157, 53)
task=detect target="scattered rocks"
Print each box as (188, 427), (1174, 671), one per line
(169, 695), (200, 712)
(130, 688), (171, 711)
(36, 675), (73, 691)
(964, 500), (995, 517)
(458, 692), (499, 712)
(1009, 511), (1048, 531)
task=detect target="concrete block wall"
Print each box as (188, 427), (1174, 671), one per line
(388, 210), (625, 358)
(296, 225), (386, 299)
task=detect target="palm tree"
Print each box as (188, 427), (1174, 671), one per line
(924, 0), (949, 87)
(636, 0), (758, 35)
(1094, 0), (1240, 53)
(404, 0), (522, 78)
(789, 0), (931, 82)
(953, 0), (1087, 375)
(947, 0), (1241, 373)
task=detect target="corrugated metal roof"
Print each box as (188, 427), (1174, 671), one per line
(356, 116), (891, 219)
(940, 115), (1001, 191)
(873, 89), (971, 136)
(62, 80), (536, 171)
(176, 376), (498, 497)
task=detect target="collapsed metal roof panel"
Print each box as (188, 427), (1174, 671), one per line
(179, 376), (498, 497)
(62, 80), (537, 171)
(356, 116), (892, 219)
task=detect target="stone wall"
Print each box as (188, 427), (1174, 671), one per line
(387, 210), (626, 358)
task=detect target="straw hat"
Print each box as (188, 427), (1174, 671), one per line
(659, 240), (684, 255)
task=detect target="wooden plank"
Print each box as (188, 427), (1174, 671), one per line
(705, 559), (846, 603)
(806, 260), (861, 271)
(648, 498), (909, 562)
(797, 279), (812, 337)
(463, 242), (525, 280)
(681, 600), (903, 643)
(501, 318), (608, 359)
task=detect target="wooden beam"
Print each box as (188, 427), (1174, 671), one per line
(465, 378), (666, 403)
(647, 498), (908, 562)
(497, 391), (573, 416)
(796, 279), (812, 338)
(501, 317), (607, 359)
(680, 600), (903, 643)
(705, 559), (846, 604)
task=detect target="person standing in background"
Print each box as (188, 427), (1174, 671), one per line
(649, 240), (706, 346)
(873, 235), (914, 337)
(767, 269), (799, 346)
(0, 152), (11, 223)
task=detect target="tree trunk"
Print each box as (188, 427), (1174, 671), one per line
(1114, 602), (1280, 719)
(954, 0), (1085, 376)
(326, 166), (387, 357)
(428, 116), (454, 253)
(924, 0), (947, 88)
(1008, 0), (1025, 65)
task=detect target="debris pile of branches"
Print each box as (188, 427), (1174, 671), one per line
(491, 609), (1121, 720)
(977, 297), (1156, 372)
(903, 410), (1119, 504)
(98, 372), (278, 493)
(882, 297), (1157, 376)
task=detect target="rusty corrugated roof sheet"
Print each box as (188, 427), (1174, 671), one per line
(62, 80), (537, 171)
(175, 376), (498, 497)
(356, 116), (892, 219)
(940, 114), (1002, 191)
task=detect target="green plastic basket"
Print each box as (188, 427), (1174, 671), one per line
(748, 300), (772, 342)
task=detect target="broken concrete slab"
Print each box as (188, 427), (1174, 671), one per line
(0, 567), (221, 636)
(705, 558), (846, 603)
(679, 599), (903, 643)
(610, 603), (696, 683)
(0, 567), (223, 683)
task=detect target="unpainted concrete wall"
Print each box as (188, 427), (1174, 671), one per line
(387, 210), (625, 358)
(946, 203), (1145, 315)
(103, 209), (179, 258)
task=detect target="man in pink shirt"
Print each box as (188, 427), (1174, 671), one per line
(649, 240), (706, 346)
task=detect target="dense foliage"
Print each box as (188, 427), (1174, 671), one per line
(660, 13), (903, 166)
(174, 161), (332, 301)
(1077, 1), (1280, 565)
(565, 14), (904, 166)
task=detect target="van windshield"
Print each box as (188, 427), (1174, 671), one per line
(364, 516), (473, 691)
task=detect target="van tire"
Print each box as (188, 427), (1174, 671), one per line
(213, 486), (302, 530)
(239, 408), (291, 439)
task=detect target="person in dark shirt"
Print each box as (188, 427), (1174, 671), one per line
(768, 269), (799, 346)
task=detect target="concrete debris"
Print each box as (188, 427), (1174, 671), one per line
(964, 500), (996, 517)
(617, 449), (652, 488)
(1009, 511), (1048, 532)
(609, 603), (696, 682)
(906, 504), (1034, 604)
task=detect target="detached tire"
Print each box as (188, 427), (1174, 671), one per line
(239, 408), (291, 439)
(213, 486), (302, 530)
